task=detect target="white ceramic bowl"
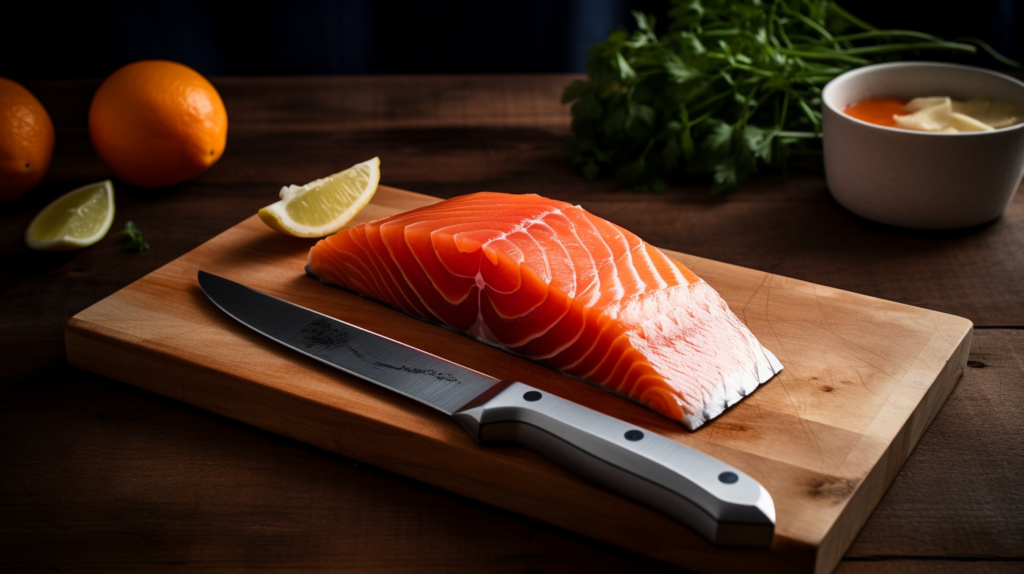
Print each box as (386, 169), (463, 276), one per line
(822, 62), (1024, 229)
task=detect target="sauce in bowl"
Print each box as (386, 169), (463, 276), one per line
(842, 98), (907, 127)
(843, 96), (1023, 132)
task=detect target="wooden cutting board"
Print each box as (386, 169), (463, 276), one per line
(65, 186), (972, 574)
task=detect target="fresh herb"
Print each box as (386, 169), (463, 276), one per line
(563, 0), (1018, 194)
(122, 220), (150, 252)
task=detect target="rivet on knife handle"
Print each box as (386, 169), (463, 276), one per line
(197, 271), (775, 548)
(454, 382), (776, 547)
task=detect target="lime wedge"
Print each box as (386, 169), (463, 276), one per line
(25, 180), (115, 251)
(258, 157), (380, 238)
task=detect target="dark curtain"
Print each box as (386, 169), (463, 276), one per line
(1, 0), (1019, 79)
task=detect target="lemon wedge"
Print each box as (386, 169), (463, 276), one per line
(25, 180), (115, 251)
(258, 157), (380, 238)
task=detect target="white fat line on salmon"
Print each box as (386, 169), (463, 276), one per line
(649, 246), (688, 286)
(465, 283), (497, 343)
(589, 236), (625, 306)
(471, 231), (538, 298)
(357, 221), (426, 315)
(371, 232), (437, 318)
(571, 211), (625, 306)
(506, 223), (553, 285)
(558, 313), (619, 372)
(628, 281), (781, 429)
(467, 214), (608, 347)
(456, 311), (657, 415)
(601, 221), (647, 299)
(530, 220), (578, 298)
(520, 311), (587, 360)
(379, 236), (450, 324)
(468, 205), (576, 286)
(339, 237), (391, 303)
(637, 244), (670, 291)
(587, 331), (641, 390)
(444, 227), (546, 290)
(543, 210), (601, 306)
(398, 226), (479, 307)
(469, 222), (594, 356)
(466, 214), (704, 384)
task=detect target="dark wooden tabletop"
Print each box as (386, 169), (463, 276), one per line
(2, 75), (1022, 574)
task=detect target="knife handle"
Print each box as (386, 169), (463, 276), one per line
(452, 382), (775, 547)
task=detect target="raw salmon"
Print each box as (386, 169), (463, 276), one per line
(307, 192), (781, 430)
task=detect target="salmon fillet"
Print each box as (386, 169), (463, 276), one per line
(307, 192), (781, 430)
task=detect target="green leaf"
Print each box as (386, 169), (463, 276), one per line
(664, 57), (700, 83)
(562, 80), (591, 103)
(703, 120), (733, 154)
(668, 0), (704, 30)
(661, 134), (682, 171)
(572, 95), (603, 121)
(616, 156), (646, 185)
(681, 127), (695, 161)
(678, 32), (706, 56)
(629, 101), (656, 126)
(712, 156), (739, 195)
(563, 0), (1019, 195)
(742, 125), (774, 162)
(122, 220), (150, 252)
(601, 105), (628, 135)
(615, 52), (636, 80)
(633, 11), (655, 36)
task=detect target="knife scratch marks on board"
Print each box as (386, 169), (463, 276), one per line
(300, 318), (460, 383)
(736, 271), (770, 329)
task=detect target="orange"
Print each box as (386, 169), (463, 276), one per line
(89, 60), (227, 188)
(0, 78), (55, 201)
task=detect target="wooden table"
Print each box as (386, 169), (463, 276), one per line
(2, 75), (1021, 573)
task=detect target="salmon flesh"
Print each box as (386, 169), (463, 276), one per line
(307, 192), (782, 430)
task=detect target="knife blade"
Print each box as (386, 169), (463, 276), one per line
(197, 270), (775, 547)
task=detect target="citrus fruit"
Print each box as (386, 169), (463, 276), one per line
(89, 60), (227, 188)
(258, 157), (380, 238)
(25, 180), (115, 251)
(0, 78), (55, 201)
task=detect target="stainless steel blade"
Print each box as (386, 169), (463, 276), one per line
(197, 271), (502, 414)
(198, 270), (776, 546)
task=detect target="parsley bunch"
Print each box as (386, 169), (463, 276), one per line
(563, 0), (1015, 193)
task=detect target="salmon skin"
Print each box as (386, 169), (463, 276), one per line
(307, 192), (782, 430)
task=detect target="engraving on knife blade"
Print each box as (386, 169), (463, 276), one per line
(301, 319), (460, 383)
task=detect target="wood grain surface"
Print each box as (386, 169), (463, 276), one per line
(2, 75), (1023, 573)
(64, 184), (971, 574)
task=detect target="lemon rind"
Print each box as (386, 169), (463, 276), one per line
(259, 157), (380, 238)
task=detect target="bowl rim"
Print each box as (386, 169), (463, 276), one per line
(822, 61), (1024, 137)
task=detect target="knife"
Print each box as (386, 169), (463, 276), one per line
(197, 270), (775, 547)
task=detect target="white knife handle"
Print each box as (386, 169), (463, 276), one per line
(453, 382), (775, 547)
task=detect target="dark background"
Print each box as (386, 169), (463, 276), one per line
(1, 0), (1020, 80)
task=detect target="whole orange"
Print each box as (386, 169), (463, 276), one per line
(89, 60), (227, 188)
(0, 78), (55, 201)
